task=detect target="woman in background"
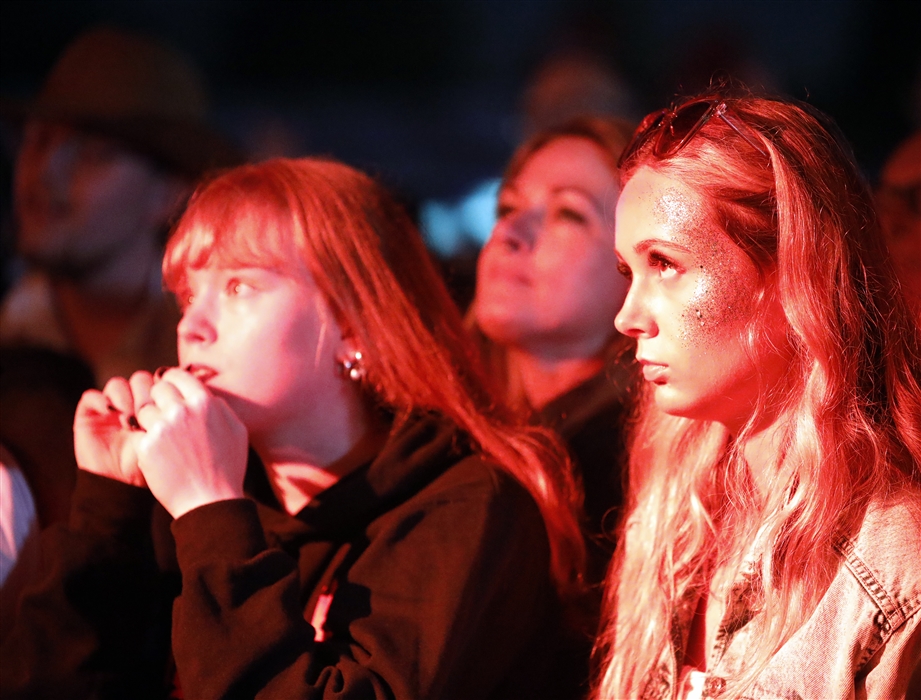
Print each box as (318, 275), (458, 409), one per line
(595, 91), (921, 698)
(471, 116), (637, 589)
(470, 116), (637, 697)
(2, 158), (585, 700)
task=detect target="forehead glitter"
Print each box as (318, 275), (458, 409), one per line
(653, 187), (704, 232)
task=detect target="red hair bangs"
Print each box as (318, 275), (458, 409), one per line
(163, 165), (307, 297)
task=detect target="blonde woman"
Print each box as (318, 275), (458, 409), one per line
(595, 91), (921, 698)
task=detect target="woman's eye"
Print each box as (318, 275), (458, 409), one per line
(616, 262), (633, 281)
(649, 251), (679, 278)
(557, 207), (587, 224)
(496, 202), (515, 219)
(227, 279), (253, 296)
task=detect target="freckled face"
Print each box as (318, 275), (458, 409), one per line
(474, 137), (627, 359)
(614, 167), (789, 429)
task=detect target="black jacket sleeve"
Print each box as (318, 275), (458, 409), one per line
(0, 471), (172, 700)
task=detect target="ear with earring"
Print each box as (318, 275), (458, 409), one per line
(337, 349), (366, 382)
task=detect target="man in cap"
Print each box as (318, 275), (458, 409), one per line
(1, 26), (241, 385)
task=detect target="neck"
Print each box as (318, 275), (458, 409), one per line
(252, 401), (387, 516)
(507, 346), (605, 410)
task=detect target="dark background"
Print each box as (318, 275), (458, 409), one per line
(2, 0), (919, 205)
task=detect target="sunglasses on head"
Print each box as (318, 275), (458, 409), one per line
(619, 97), (769, 167)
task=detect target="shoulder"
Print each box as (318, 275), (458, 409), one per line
(356, 453), (552, 609)
(420, 453), (545, 530)
(744, 486), (921, 693)
(370, 450), (548, 559)
(363, 415), (550, 563)
(836, 484), (921, 637)
(851, 485), (921, 558)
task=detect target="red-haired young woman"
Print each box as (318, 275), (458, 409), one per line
(2, 158), (585, 699)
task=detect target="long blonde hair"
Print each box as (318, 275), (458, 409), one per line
(163, 157), (586, 599)
(594, 92), (921, 698)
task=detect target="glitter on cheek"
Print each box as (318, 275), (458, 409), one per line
(677, 241), (757, 351)
(648, 184), (759, 352)
(678, 272), (709, 349)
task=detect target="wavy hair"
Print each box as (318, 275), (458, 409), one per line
(161, 157), (585, 599)
(594, 91), (921, 698)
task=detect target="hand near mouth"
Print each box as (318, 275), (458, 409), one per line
(133, 366), (248, 519)
(183, 364), (218, 383)
(128, 366), (216, 430)
(73, 375), (147, 487)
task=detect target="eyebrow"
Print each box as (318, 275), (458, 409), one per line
(633, 239), (693, 256)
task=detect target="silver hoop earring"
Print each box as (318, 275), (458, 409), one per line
(338, 350), (366, 382)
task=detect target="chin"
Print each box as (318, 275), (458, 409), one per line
(652, 388), (711, 422)
(652, 396), (688, 418)
(207, 384), (244, 410)
(475, 309), (521, 342)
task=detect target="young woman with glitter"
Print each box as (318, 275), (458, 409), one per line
(594, 92), (921, 699)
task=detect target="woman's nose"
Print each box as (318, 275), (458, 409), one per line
(614, 282), (656, 339)
(177, 294), (217, 346)
(491, 208), (540, 252)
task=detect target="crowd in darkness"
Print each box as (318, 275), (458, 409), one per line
(0, 6), (919, 699)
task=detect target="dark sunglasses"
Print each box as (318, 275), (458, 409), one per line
(619, 97), (769, 167)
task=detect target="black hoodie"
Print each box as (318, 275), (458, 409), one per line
(2, 414), (572, 699)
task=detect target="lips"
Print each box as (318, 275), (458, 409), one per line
(481, 254), (531, 288)
(638, 359), (668, 383)
(184, 364), (218, 383)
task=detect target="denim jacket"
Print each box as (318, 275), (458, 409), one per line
(643, 488), (921, 700)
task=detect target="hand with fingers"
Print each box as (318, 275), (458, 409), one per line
(133, 367), (249, 519)
(73, 375), (148, 487)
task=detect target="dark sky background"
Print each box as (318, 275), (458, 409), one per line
(2, 0), (920, 203)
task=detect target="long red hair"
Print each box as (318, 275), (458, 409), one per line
(163, 157), (586, 598)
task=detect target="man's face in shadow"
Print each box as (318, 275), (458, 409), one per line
(14, 120), (174, 279)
